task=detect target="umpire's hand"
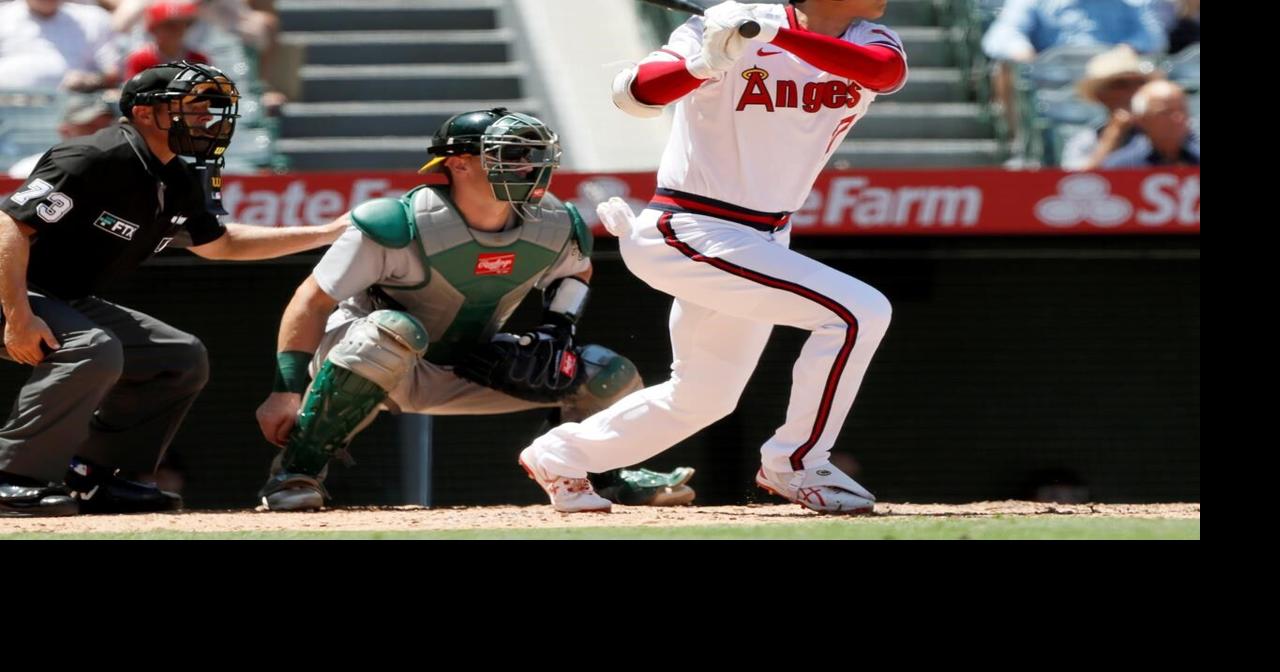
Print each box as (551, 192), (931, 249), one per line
(3, 313), (60, 365)
(257, 392), (302, 447)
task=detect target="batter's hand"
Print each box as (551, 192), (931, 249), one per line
(257, 392), (302, 447)
(597, 197), (638, 238)
(704, 1), (754, 30)
(3, 313), (60, 365)
(690, 2), (752, 78)
(737, 4), (781, 43)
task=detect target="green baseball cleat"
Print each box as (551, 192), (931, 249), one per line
(592, 467), (696, 506)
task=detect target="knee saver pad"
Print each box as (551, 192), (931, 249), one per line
(326, 310), (429, 391)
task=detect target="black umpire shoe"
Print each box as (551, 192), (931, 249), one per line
(65, 458), (183, 514)
(0, 472), (79, 517)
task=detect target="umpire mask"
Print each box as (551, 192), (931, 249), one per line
(120, 61), (241, 164)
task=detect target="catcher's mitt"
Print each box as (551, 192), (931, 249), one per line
(454, 325), (586, 402)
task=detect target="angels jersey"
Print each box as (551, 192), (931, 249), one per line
(645, 3), (908, 214)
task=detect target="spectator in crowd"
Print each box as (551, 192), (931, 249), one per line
(113, 0), (274, 48)
(113, 0), (283, 106)
(983, 0), (1167, 62)
(123, 0), (209, 80)
(1167, 0), (1199, 54)
(5, 93), (117, 178)
(1101, 79), (1198, 167)
(982, 0), (1167, 139)
(0, 0), (122, 92)
(1146, 0), (1176, 32)
(1061, 45), (1156, 170)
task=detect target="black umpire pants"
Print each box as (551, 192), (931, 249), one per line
(0, 291), (209, 482)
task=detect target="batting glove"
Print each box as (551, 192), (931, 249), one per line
(597, 197), (638, 238)
(688, 2), (752, 78)
(740, 3), (782, 43)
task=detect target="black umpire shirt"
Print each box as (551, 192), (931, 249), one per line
(0, 123), (226, 301)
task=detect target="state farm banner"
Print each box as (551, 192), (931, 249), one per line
(1, 168), (1199, 235)
(553, 169), (1200, 235)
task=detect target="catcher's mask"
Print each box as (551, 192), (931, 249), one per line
(419, 107), (562, 220)
(120, 61), (240, 164)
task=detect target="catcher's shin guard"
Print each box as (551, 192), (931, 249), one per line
(560, 344), (643, 422)
(279, 311), (429, 475)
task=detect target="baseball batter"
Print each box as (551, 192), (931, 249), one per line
(518, 0), (907, 514)
(254, 108), (695, 512)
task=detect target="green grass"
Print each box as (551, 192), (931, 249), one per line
(1, 516), (1198, 540)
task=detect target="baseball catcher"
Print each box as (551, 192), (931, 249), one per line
(253, 108), (695, 512)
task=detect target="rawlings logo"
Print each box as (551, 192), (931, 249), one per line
(474, 253), (516, 275)
(559, 350), (578, 378)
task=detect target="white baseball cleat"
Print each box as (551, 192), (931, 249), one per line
(519, 447), (613, 513)
(756, 463), (876, 515)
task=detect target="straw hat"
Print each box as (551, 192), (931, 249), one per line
(1077, 45), (1157, 102)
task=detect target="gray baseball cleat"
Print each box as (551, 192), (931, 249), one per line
(258, 472), (328, 511)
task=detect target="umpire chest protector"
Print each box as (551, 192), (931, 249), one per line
(4, 124), (225, 301)
(351, 185), (590, 365)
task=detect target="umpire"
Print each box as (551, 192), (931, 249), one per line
(0, 61), (346, 517)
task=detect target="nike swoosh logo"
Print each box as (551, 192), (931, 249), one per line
(757, 48), (783, 56)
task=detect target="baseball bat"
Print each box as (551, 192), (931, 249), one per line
(641, 0), (762, 38)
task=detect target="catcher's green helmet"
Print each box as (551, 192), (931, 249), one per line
(419, 108), (562, 215)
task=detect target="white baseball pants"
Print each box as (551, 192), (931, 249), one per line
(528, 202), (891, 477)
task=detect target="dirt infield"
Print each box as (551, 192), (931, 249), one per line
(0, 501), (1200, 535)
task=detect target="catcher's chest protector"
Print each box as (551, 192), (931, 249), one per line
(378, 187), (575, 365)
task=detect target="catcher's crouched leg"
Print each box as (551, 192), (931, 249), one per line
(259, 311), (429, 511)
(564, 345), (697, 507)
